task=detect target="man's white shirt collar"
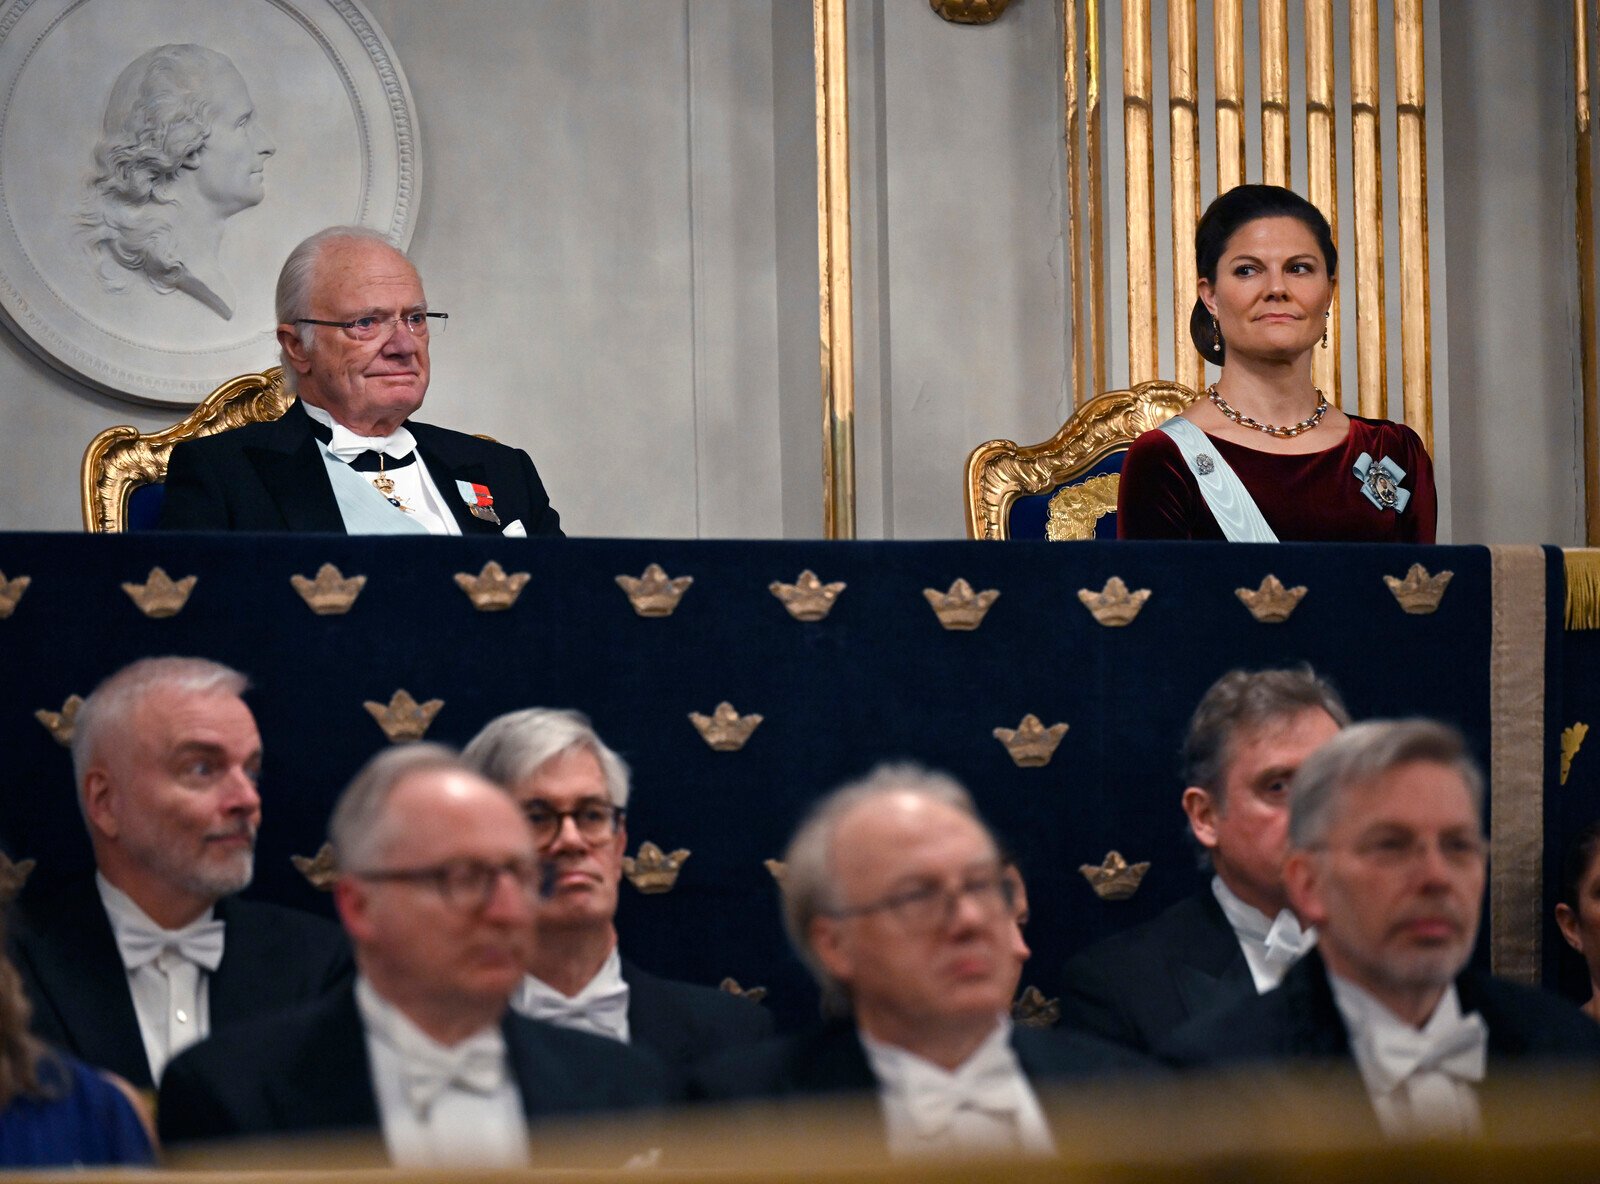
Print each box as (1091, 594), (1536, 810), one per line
(512, 947), (631, 1044)
(858, 1017), (1054, 1158)
(301, 400), (417, 461)
(1212, 875), (1316, 992)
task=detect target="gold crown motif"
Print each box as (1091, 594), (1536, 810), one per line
(290, 564), (367, 615)
(764, 858), (787, 885)
(1077, 576), (1152, 627)
(122, 566), (197, 618)
(364, 689), (445, 743)
(1080, 850), (1150, 901)
(291, 843), (340, 891)
(1235, 574), (1307, 623)
(930, 0), (1014, 23)
(923, 579), (1000, 631)
(34, 694), (85, 748)
(623, 842), (690, 893)
(1011, 986), (1060, 1029)
(719, 977), (769, 1003)
(0, 571), (30, 619)
(1384, 563), (1454, 615)
(1563, 722), (1590, 787)
(616, 564), (694, 617)
(0, 852), (36, 906)
(769, 570), (846, 622)
(690, 702), (763, 752)
(993, 714), (1069, 768)
(454, 561), (531, 612)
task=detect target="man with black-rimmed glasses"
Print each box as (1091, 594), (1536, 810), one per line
(692, 763), (1148, 1158)
(157, 744), (668, 1164)
(464, 708), (772, 1070)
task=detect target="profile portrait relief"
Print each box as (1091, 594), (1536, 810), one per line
(77, 43), (275, 321)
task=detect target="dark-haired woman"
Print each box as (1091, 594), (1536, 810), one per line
(1556, 821), (1600, 1023)
(0, 918), (153, 1166)
(1117, 184), (1436, 542)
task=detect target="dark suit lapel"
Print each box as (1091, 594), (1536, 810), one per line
(1171, 890), (1254, 1020)
(1281, 951), (1356, 1057)
(282, 987), (381, 1131)
(16, 880), (152, 1088)
(417, 448), (502, 535)
(620, 961), (683, 1067)
(243, 404), (346, 532)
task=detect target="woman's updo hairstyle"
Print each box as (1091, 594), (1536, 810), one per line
(1189, 183), (1338, 364)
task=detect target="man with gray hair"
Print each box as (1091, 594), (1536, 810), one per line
(463, 708), (772, 1069)
(694, 763), (1145, 1158)
(8, 656), (351, 1089)
(1162, 720), (1600, 1137)
(158, 743), (669, 1162)
(158, 225), (561, 535)
(1061, 667), (1347, 1053)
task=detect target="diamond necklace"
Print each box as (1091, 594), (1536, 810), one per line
(1207, 385), (1329, 439)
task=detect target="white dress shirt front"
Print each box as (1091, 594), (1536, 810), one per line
(96, 874), (220, 1082)
(512, 947), (632, 1043)
(1212, 876), (1317, 992)
(302, 402), (461, 536)
(859, 1019), (1055, 1159)
(1329, 973), (1487, 1139)
(355, 978), (529, 1167)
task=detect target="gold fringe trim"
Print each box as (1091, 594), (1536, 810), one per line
(1566, 549), (1600, 630)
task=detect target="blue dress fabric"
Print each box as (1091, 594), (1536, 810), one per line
(0, 1051), (153, 1167)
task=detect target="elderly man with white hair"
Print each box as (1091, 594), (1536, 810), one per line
(8, 656), (351, 1090)
(693, 763), (1148, 1159)
(158, 225), (561, 535)
(463, 708), (772, 1070)
(1162, 719), (1600, 1137)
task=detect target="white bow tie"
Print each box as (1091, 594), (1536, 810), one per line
(902, 1056), (1021, 1139)
(1366, 1012), (1488, 1094)
(1262, 909), (1314, 968)
(400, 1031), (508, 1117)
(114, 915), (225, 973)
(517, 979), (630, 1042)
(324, 421), (417, 464)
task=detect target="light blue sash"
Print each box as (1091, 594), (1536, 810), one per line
(1158, 418), (1278, 543)
(317, 442), (430, 535)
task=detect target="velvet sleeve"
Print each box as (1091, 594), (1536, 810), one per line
(1394, 424), (1438, 544)
(1116, 428), (1199, 540)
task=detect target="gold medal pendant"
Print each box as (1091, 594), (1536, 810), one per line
(370, 457), (413, 512)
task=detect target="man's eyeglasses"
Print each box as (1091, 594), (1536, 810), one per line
(353, 857), (538, 911)
(825, 868), (1016, 934)
(294, 311), (449, 341)
(521, 801), (625, 848)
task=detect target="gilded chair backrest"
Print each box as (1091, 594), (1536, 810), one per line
(81, 367), (294, 533)
(964, 380), (1194, 540)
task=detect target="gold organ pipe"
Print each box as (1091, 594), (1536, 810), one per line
(1169, 0), (1203, 395)
(1065, 0), (1087, 407)
(1259, 0), (1290, 187)
(1579, 0), (1600, 542)
(813, 0), (855, 538)
(1214, 0), (1246, 192)
(1350, 0), (1387, 420)
(1305, 0), (1342, 407)
(1087, 0), (1108, 398)
(1394, 0), (1433, 452)
(1123, 0), (1158, 382)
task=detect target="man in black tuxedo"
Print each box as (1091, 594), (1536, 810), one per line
(158, 225), (561, 536)
(9, 657), (352, 1090)
(159, 745), (669, 1164)
(692, 765), (1148, 1158)
(1060, 667), (1347, 1054)
(463, 708), (772, 1068)
(1162, 720), (1600, 1137)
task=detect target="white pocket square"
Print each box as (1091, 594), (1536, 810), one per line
(502, 519), (527, 538)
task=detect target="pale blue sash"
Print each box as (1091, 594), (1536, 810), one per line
(1158, 417), (1278, 543)
(317, 441), (430, 536)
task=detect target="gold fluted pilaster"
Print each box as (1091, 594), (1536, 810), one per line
(1213, 0), (1246, 192)
(1168, 0), (1203, 395)
(1350, 0), (1387, 420)
(1394, 0), (1432, 452)
(1579, 0), (1600, 543)
(1086, 0), (1108, 399)
(1259, 0), (1290, 187)
(814, 0), (855, 538)
(1065, 0), (1086, 407)
(1305, 0), (1342, 407)
(1123, 0), (1158, 383)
